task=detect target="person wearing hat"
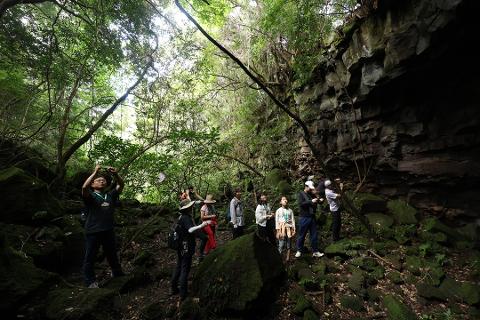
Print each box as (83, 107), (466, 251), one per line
(200, 194), (218, 255)
(171, 199), (211, 300)
(295, 180), (324, 258)
(324, 179), (342, 242)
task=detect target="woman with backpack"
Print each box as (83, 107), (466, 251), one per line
(171, 199), (211, 301)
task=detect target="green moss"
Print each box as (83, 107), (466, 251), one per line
(370, 266), (385, 281)
(312, 261), (326, 275)
(340, 295), (364, 311)
(404, 256), (423, 275)
(192, 233), (285, 314)
(324, 237), (369, 257)
(394, 225), (416, 245)
(387, 271), (403, 284)
(350, 257), (378, 271)
(387, 200), (417, 225)
(0, 167), (62, 224)
(179, 297), (204, 320)
(366, 213), (394, 229)
(348, 269), (367, 297)
(439, 277), (480, 305)
(383, 295), (418, 320)
(303, 309), (318, 320)
(293, 295), (312, 315)
(0, 245), (56, 312)
(45, 287), (116, 320)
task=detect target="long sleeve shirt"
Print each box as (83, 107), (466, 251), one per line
(230, 197), (244, 226)
(325, 188), (340, 212)
(255, 203), (271, 227)
(298, 191), (317, 217)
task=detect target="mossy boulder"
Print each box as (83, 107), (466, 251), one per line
(178, 297), (204, 320)
(353, 193), (387, 213)
(387, 200), (417, 225)
(404, 256), (423, 275)
(383, 295), (418, 320)
(324, 237), (369, 257)
(192, 233), (285, 316)
(348, 269), (367, 297)
(394, 225), (416, 245)
(103, 266), (150, 294)
(0, 243), (57, 315)
(0, 167), (62, 225)
(350, 256), (378, 271)
(45, 287), (116, 320)
(422, 218), (465, 243)
(303, 309), (318, 320)
(293, 295), (312, 315)
(340, 295), (364, 311)
(387, 271), (404, 284)
(438, 277), (480, 305)
(366, 213), (394, 233)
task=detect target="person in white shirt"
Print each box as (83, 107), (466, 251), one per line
(324, 179), (342, 242)
(230, 189), (244, 239)
(255, 194), (275, 244)
(275, 196), (296, 261)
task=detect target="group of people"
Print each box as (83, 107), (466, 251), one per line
(79, 165), (344, 302)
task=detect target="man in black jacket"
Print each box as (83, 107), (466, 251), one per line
(295, 181), (324, 258)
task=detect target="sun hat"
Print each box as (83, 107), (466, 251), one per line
(203, 194), (216, 204)
(179, 199), (195, 210)
(324, 180), (332, 187)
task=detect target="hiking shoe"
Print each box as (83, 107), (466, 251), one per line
(312, 252), (324, 258)
(294, 251), (301, 258)
(87, 282), (99, 288)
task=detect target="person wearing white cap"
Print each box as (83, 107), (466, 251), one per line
(324, 179), (342, 242)
(295, 180), (324, 258)
(171, 199), (211, 300)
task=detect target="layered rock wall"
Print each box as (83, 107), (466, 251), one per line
(295, 0), (480, 220)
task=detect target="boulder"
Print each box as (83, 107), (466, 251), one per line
(353, 193), (387, 213)
(0, 167), (62, 225)
(192, 232), (285, 316)
(387, 199), (417, 225)
(293, 295), (312, 315)
(0, 240), (57, 316)
(340, 295), (364, 311)
(324, 237), (369, 257)
(366, 213), (394, 230)
(45, 287), (116, 320)
(383, 295), (418, 320)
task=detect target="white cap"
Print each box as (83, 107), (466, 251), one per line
(324, 180), (332, 187)
(305, 181), (315, 189)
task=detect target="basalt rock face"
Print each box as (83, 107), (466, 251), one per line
(295, 0), (480, 221)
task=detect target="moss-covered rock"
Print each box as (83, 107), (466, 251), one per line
(387, 271), (404, 284)
(103, 266), (150, 294)
(353, 193), (387, 213)
(348, 269), (367, 297)
(387, 200), (417, 225)
(340, 295), (364, 311)
(349, 256), (378, 271)
(45, 287), (116, 320)
(324, 237), (369, 257)
(293, 295), (312, 315)
(192, 233), (285, 315)
(369, 266), (385, 281)
(0, 167), (62, 225)
(422, 218), (462, 243)
(394, 225), (416, 245)
(303, 309), (318, 320)
(366, 213), (394, 229)
(383, 295), (418, 320)
(0, 244), (57, 315)
(404, 256), (423, 275)
(312, 261), (326, 275)
(178, 297), (204, 320)
(439, 277), (480, 305)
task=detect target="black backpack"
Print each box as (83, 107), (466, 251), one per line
(167, 217), (183, 250)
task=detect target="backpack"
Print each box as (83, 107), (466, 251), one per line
(167, 217), (183, 250)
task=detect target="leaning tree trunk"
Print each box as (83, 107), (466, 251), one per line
(174, 0), (371, 232)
